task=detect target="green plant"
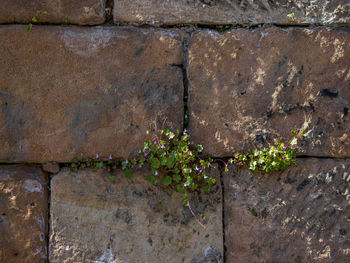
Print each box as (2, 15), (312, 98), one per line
(71, 120), (311, 228)
(72, 129), (216, 207)
(27, 10), (47, 32)
(287, 12), (296, 20)
(223, 119), (311, 173)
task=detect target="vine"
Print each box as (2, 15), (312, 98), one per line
(71, 120), (311, 212)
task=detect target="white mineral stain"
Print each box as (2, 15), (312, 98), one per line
(61, 28), (126, 58)
(22, 179), (42, 193)
(90, 249), (120, 263)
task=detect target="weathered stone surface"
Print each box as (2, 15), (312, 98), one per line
(50, 167), (223, 262)
(0, 25), (183, 162)
(0, 0), (105, 25)
(224, 158), (350, 262)
(114, 0), (350, 26)
(189, 27), (350, 157)
(42, 162), (60, 174)
(0, 165), (48, 262)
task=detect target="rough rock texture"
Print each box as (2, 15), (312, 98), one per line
(42, 162), (60, 174)
(50, 167), (223, 263)
(189, 27), (350, 158)
(0, 25), (184, 162)
(114, 0), (350, 26)
(0, 165), (48, 262)
(224, 158), (350, 262)
(0, 0), (106, 25)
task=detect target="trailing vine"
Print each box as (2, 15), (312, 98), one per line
(71, 120), (311, 211)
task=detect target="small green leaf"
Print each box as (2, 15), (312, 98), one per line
(146, 176), (158, 185)
(96, 162), (103, 169)
(290, 137), (298, 146)
(182, 167), (191, 174)
(151, 158), (160, 169)
(166, 156), (176, 169)
(42, 11), (47, 15)
(161, 176), (172, 186)
(173, 174), (181, 183)
(160, 156), (167, 166)
(287, 12), (296, 19)
(26, 24), (32, 32)
(108, 176), (115, 182)
(183, 199), (189, 206)
(32, 17), (38, 22)
(203, 185), (210, 192)
(177, 184), (185, 193)
(124, 169), (133, 178)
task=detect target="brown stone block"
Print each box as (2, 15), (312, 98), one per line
(189, 27), (350, 157)
(0, 0), (106, 25)
(0, 25), (184, 162)
(49, 167), (223, 262)
(224, 159), (350, 262)
(0, 165), (48, 263)
(114, 0), (350, 26)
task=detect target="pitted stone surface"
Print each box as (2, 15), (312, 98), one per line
(114, 0), (350, 26)
(0, 165), (48, 263)
(188, 27), (350, 157)
(224, 159), (350, 262)
(0, 0), (106, 25)
(49, 167), (223, 263)
(0, 25), (183, 162)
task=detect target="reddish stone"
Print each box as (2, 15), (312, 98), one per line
(114, 0), (350, 26)
(0, 165), (48, 263)
(50, 167), (223, 262)
(0, 25), (184, 162)
(189, 27), (350, 157)
(224, 158), (350, 262)
(0, 0), (105, 25)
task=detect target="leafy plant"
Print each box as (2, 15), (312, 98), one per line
(72, 129), (216, 207)
(71, 120), (311, 228)
(287, 12), (296, 20)
(27, 10), (47, 32)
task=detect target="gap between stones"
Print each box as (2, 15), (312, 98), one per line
(47, 175), (51, 262)
(2, 21), (349, 34)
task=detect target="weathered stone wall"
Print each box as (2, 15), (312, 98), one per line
(0, 1), (349, 262)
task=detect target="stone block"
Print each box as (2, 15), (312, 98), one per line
(188, 27), (350, 157)
(114, 0), (350, 26)
(49, 167), (223, 262)
(224, 158), (350, 262)
(0, 165), (48, 263)
(0, 25), (184, 162)
(0, 0), (106, 25)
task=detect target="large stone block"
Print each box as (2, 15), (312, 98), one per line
(114, 0), (350, 26)
(49, 167), (223, 262)
(0, 25), (184, 162)
(0, 0), (106, 25)
(0, 165), (48, 263)
(188, 27), (350, 157)
(224, 158), (350, 262)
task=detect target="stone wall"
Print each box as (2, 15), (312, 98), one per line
(0, 1), (349, 262)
